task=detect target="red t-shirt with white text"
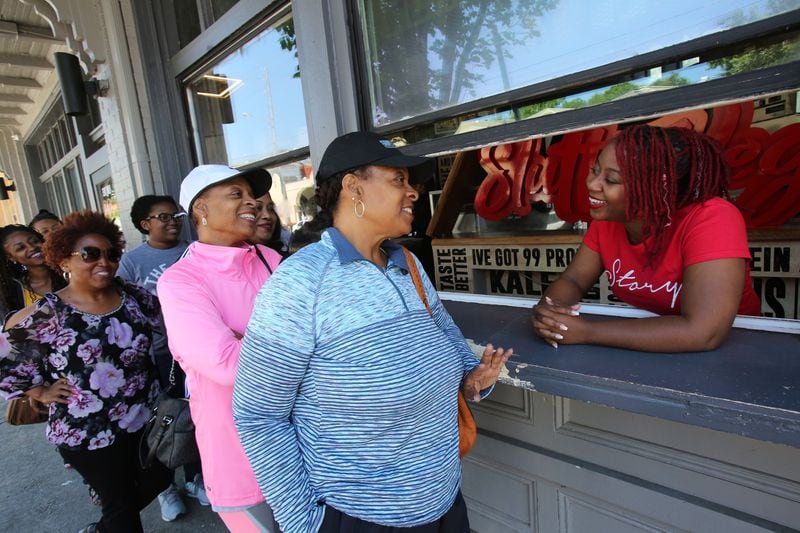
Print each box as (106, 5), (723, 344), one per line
(582, 198), (761, 316)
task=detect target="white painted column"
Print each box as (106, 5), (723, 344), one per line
(292, 0), (361, 169)
(0, 135), (33, 225)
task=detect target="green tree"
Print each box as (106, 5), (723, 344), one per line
(710, 0), (800, 76)
(276, 19), (299, 79)
(364, 0), (559, 123)
(518, 72), (689, 117)
(651, 73), (690, 87)
(587, 82), (638, 105)
(518, 98), (565, 119)
(710, 40), (800, 76)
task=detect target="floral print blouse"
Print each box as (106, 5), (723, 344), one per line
(0, 280), (161, 451)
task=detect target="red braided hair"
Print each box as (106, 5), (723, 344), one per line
(614, 124), (729, 264)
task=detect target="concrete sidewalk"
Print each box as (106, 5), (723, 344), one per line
(0, 410), (227, 532)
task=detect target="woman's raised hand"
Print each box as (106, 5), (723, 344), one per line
(462, 344), (513, 402)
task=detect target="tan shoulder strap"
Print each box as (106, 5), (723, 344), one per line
(402, 247), (432, 317)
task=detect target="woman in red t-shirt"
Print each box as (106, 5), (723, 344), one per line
(532, 125), (760, 352)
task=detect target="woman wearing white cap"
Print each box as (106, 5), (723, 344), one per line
(157, 165), (282, 532)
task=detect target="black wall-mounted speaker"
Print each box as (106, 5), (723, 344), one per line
(55, 52), (88, 116)
(0, 179), (16, 201)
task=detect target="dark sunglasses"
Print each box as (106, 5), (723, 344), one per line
(145, 212), (187, 223)
(71, 246), (123, 263)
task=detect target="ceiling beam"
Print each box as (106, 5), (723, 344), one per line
(0, 107), (25, 115)
(0, 118), (21, 126)
(0, 93), (34, 103)
(0, 20), (61, 44)
(0, 53), (52, 70)
(0, 76), (41, 89)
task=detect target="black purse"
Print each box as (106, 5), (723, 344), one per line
(139, 361), (200, 469)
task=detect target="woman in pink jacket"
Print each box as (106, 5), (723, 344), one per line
(158, 165), (282, 532)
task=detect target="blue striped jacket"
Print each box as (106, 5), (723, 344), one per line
(233, 228), (481, 532)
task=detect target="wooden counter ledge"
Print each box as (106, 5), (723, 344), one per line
(442, 293), (800, 448)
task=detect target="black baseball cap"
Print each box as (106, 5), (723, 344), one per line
(316, 132), (430, 183)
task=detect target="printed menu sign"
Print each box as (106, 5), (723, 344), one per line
(433, 241), (800, 318)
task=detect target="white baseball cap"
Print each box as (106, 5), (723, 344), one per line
(179, 164), (272, 214)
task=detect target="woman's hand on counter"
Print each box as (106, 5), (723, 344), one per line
(532, 296), (584, 348)
(463, 344), (513, 401)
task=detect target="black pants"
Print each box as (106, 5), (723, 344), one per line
(183, 460), (202, 482)
(59, 431), (171, 533)
(319, 491), (469, 533)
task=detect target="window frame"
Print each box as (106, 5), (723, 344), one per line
(180, 2), (309, 171)
(349, 4), (800, 151)
(168, 0), (286, 78)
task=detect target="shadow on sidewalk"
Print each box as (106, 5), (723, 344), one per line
(0, 411), (226, 532)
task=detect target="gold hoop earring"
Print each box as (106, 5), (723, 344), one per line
(352, 197), (366, 219)
(201, 216), (208, 226)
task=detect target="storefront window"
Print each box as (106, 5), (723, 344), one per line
(59, 116), (75, 152)
(63, 162), (87, 212)
(426, 89), (800, 317)
(163, 0), (241, 52)
(263, 158), (314, 229)
(42, 160), (88, 216)
(95, 176), (120, 228)
(28, 101), (87, 218)
(358, 0), (800, 127)
(174, 0), (202, 48)
(394, 31), (800, 144)
(185, 15), (308, 168)
(210, 0), (239, 20)
(44, 181), (58, 215)
(51, 172), (69, 214)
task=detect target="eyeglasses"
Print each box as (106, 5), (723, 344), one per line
(71, 246), (123, 263)
(145, 212), (187, 223)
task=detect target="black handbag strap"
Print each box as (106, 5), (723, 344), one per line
(254, 245), (273, 275)
(168, 358), (177, 390)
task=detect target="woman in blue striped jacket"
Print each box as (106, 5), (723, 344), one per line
(234, 132), (512, 533)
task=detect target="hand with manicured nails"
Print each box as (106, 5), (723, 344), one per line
(27, 378), (76, 405)
(462, 344), (513, 401)
(532, 296), (584, 348)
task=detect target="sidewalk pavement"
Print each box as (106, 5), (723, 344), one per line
(0, 409), (227, 533)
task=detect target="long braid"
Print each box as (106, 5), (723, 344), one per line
(0, 248), (18, 312)
(615, 125), (729, 265)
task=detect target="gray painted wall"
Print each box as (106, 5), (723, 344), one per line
(465, 386), (800, 532)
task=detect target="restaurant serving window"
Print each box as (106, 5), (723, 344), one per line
(356, 0), (800, 138)
(424, 89), (800, 319)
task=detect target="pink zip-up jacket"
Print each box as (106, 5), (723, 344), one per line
(157, 241), (281, 509)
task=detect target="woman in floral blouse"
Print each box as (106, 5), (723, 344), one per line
(0, 211), (170, 533)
